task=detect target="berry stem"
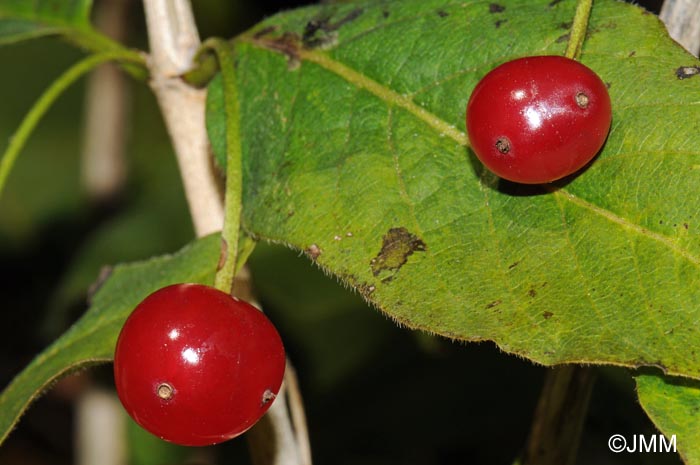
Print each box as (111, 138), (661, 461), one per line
(200, 38), (245, 294)
(564, 0), (594, 60)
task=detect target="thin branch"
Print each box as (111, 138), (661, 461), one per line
(521, 366), (596, 465)
(660, 0), (700, 57)
(142, 2), (311, 464)
(0, 51), (143, 201)
(143, 0), (224, 237)
(81, 0), (131, 201)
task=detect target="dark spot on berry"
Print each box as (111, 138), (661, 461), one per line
(306, 244), (322, 260)
(157, 383), (174, 401)
(495, 137), (511, 154)
(494, 19), (507, 28)
(486, 299), (502, 309)
(548, 0), (564, 7)
(528, 288), (537, 297)
(543, 311), (553, 319)
(676, 66), (700, 80)
(489, 3), (505, 13)
(261, 389), (276, 406)
(575, 92), (589, 109)
(370, 227), (426, 276)
(436, 9), (449, 17)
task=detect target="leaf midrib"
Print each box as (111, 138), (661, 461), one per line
(241, 38), (700, 269)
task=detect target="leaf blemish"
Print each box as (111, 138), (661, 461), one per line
(555, 33), (570, 44)
(302, 8), (363, 50)
(370, 227), (427, 276)
(436, 9), (449, 18)
(486, 299), (502, 309)
(528, 288), (537, 298)
(548, 0), (564, 7)
(494, 19), (507, 28)
(489, 3), (505, 13)
(676, 66), (700, 80)
(252, 31), (302, 69)
(306, 244), (322, 260)
(543, 311), (553, 319)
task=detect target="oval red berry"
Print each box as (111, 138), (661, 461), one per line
(114, 283), (285, 446)
(466, 55), (612, 184)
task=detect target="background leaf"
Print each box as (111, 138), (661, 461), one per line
(209, 0), (700, 378)
(0, 235), (219, 444)
(636, 374), (700, 464)
(0, 0), (125, 55)
(0, 0), (92, 44)
(636, 374), (700, 465)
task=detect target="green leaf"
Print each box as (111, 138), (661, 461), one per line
(208, 0), (700, 378)
(0, 0), (123, 54)
(637, 374), (700, 463)
(0, 235), (219, 445)
(0, 0), (91, 43)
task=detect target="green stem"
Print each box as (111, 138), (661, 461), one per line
(564, 0), (594, 60)
(0, 50), (145, 201)
(203, 39), (244, 294)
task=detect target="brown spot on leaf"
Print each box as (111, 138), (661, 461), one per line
(628, 50), (636, 57)
(494, 19), (507, 28)
(370, 227), (426, 276)
(543, 311), (553, 319)
(489, 3), (505, 13)
(302, 9), (363, 49)
(559, 21), (572, 30)
(253, 25), (279, 39)
(251, 31), (302, 68)
(528, 288), (537, 298)
(436, 9), (449, 17)
(676, 66), (700, 80)
(548, 0), (564, 7)
(508, 261), (520, 270)
(555, 33), (570, 43)
(217, 238), (228, 271)
(486, 299), (502, 309)
(306, 244), (322, 260)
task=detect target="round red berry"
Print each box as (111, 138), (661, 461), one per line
(466, 55), (612, 184)
(113, 283), (285, 446)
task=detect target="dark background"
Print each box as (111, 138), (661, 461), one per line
(0, 0), (679, 464)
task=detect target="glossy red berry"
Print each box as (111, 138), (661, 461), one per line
(113, 283), (285, 446)
(466, 55), (612, 184)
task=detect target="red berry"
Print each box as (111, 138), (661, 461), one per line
(113, 283), (285, 446)
(466, 55), (612, 184)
